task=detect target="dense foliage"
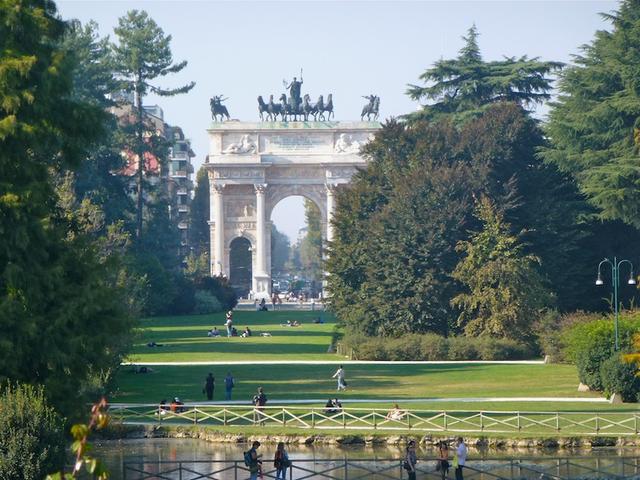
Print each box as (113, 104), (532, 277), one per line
(452, 198), (552, 341)
(562, 312), (640, 390)
(0, 384), (66, 480)
(406, 25), (562, 123)
(543, 0), (640, 228)
(599, 355), (640, 402)
(0, 0), (135, 415)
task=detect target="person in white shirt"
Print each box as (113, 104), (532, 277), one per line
(332, 365), (346, 391)
(455, 437), (467, 480)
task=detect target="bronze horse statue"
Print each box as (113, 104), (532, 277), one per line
(361, 95), (379, 121)
(210, 95), (230, 121)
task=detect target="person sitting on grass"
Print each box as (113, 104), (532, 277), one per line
(241, 326), (252, 338)
(386, 403), (406, 421)
(324, 398), (337, 414)
(208, 327), (220, 337)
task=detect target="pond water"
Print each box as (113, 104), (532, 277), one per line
(94, 438), (640, 479)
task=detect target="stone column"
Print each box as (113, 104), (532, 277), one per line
(254, 184), (268, 275)
(211, 183), (225, 276)
(326, 183), (338, 244)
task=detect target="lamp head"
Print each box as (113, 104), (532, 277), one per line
(595, 276), (604, 286)
(628, 275), (637, 286)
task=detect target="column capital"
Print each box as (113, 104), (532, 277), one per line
(326, 182), (340, 194)
(212, 183), (226, 194)
(254, 183), (268, 194)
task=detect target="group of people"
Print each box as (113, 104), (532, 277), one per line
(323, 398), (343, 414)
(201, 372), (236, 401)
(206, 311), (253, 338)
(405, 438), (468, 480)
(244, 440), (291, 480)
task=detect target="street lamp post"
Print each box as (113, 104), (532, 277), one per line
(595, 257), (636, 351)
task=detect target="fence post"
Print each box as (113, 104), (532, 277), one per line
(224, 408), (227, 426)
(194, 408), (198, 425)
(282, 408), (286, 426)
(635, 413), (638, 435)
(442, 412), (446, 432)
(556, 412), (560, 432)
(179, 462), (183, 480)
(480, 412), (484, 432)
(374, 410), (377, 430)
(312, 409), (315, 428)
(517, 412), (521, 431)
(344, 458), (348, 480)
(595, 414), (600, 434)
(343, 410), (346, 428)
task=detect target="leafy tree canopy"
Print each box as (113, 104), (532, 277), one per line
(451, 197), (552, 341)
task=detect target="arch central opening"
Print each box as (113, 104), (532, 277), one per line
(270, 195), (324, 300)
(229, 237), (252, 298)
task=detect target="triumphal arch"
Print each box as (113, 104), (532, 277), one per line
(205, 79), (381, 297)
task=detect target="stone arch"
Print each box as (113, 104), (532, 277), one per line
(265, 184), (327, 225)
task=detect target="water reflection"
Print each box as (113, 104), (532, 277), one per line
(94, 438), (640, 480)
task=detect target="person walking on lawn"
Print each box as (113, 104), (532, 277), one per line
(332, 365), (347, 391)
(224, 371), (235, 401)
(203, 372), (215, 401)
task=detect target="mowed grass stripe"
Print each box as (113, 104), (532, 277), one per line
(112, 363), (600, 406)
(128, 311), (335, 362)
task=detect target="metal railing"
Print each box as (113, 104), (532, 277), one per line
(108, 404), (640, 436)
(121, 456), (640, 479)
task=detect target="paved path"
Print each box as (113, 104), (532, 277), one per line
(122, 360), (546, 366)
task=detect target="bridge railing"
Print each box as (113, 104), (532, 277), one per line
(107, 404), (640, 436)
(121, 456), (640, 480)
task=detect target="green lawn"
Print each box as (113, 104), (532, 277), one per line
(112, 312), (637, 414)
(127, 311), (336, 362)
(112, 362), (613, 411)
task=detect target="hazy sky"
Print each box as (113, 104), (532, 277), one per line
(57, 0), (618, 240)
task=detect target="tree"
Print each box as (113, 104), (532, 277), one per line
(406, 25), (562, 124)
(298, 199), (323, 285)
(189, 166), (210, 256)
(542, 0), (640, 229)
(62, 19), (134, 228)
(112, 10), (194, 239)
(271, 224), (290, 276)
(0, 0), (134, 415)
(451, 197), (553, 341)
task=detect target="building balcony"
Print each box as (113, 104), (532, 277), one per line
(170, 151), (188, 159)
(178, 205), (189, 213)
(172, 171), (188, 178)
(178, 221), (188, 230)
(177, 188), (189, 196)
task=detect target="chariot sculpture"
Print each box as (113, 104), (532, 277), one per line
(361, 95), (380, 121)
(257, 72), (334, 122)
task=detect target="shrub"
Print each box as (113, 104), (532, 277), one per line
(354, 337), (389, 360)
(476, 338), (532, 360)
(386, 335), (424, 361)
(195, 276), (238, 312)
(447, 336), (481, 360)
(562, 312), (640, 390)
(420, 333), (449, 360)
(193, 290), (223, 314)
(0, 384), (66, 480)
(600, 355), (640, 402)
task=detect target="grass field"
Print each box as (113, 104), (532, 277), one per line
(127, 311), (336, 362)
(106, 311), (633, 414)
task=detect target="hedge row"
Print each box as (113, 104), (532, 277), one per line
(341, 333), (534, 361)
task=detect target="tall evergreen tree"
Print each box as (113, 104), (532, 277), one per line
(542, 0), (640, 228)
(406, 25), (562, 123)
(112, 10), (194, 239)
(0, 0), (133, 415)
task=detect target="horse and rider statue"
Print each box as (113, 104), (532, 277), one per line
(210, 95), (230, 122)
(361, 94), (380, 121)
